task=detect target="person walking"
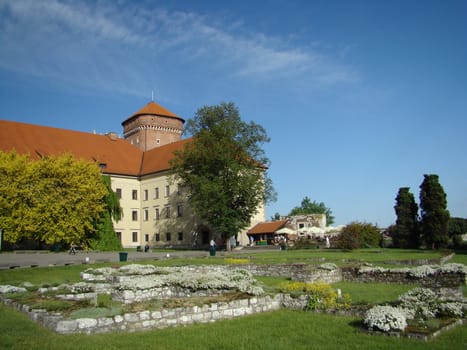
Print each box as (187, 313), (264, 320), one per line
(69, 242), (76, 255)
(209, 239), (216, 256)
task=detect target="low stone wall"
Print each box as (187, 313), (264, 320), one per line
(222, 264), (342, 284)
(3, 294), (283, 335)
(341, 268), (465, 287)
(112, 286), (229, 304)
(341, 267), (465, 299)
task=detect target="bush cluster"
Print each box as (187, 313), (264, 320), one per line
(279, 281), (351, 310)
(337, 222), (381, 250)
(363, 287), (466, 333)
(364, 305), (408, 332)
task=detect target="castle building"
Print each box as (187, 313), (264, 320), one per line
(0, 101), (265, 248)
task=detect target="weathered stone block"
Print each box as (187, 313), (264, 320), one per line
(124, 313), (139, 323)
(139, 311), (151, 321)
(142, 320), (156, 328)
(55, 320), (78, 334)
(98, 317), (114, 327)
(192, 312), (204, 322)
(77, 318), (98, 329)
(151, 311), (162, 319)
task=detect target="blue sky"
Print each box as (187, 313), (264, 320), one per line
(1, 0), (466, 227)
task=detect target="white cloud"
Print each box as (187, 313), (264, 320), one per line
(0, 0), (356, 96)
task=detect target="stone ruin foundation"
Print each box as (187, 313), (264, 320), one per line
(0, 262), (465, 335)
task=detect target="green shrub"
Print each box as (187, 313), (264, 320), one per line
(337, 222), (381, 250)
(291, 238), (319, 250)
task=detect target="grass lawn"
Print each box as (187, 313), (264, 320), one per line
(0, 304), (465, 350)
(147, 248), (447, 268)
(0, 248), (465, 349)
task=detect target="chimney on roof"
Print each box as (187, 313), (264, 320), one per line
(106, 132), (119, 141)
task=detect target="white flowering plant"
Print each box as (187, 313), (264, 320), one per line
(408, 265), (437, 278)
(318, 263), (338, 271)
(363, 286), (466, 334)
(114, 267), (264, 296)
(357, 262), (467, 279)
(364, 305), (407, 332)
(439, 263), (467, 274)
(437, 302), (465, 318)
(398, 287), (439, 320)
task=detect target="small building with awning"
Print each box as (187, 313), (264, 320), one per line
(247, 220), (296, 245)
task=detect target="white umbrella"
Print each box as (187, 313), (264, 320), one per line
(276, 227), (296, 235)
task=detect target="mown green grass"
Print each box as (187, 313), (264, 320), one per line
(0, 248), (465, 349)
(150, 248), (445, 268)
(230, 248), (445, 267)
(331, 282), (418, 304)
(0, 263), (110, 286)
(0, 304), (465, 350)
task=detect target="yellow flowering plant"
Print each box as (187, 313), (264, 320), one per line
(279, 281), (351, 310)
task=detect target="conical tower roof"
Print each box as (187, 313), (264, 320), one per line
(122, 101), (185, 125)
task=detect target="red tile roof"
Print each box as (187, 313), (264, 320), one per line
(0, 120), (145, 176)
(0, 119), (193, 177)
(140, 138), (192, 175)
(248, 220), (287, 234)
(122, 101), (185, 125)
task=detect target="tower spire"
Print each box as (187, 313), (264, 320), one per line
(151, 90), (154, 102)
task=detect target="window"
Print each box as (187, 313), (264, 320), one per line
(177, 204), (183, 217)
(116, 188), (122, 199)
(166, 232), (171, 241)
(143, 189), (148, 201)
(132, 232), (138, 242)
(132, 210), (138, 221)
(154, 207), (160, 220)
(165, 206), (171, 218)
(177, 184), (182, 195)
(155, 233), (160, 242)
(165, 185), (170, 197)
(116, 231), (122, 243)
(143, 208), (149, 221)
(178, 232), (183, 241)
(156, 139), (160, 145)
(154, 187), (159, 199)
(132, 190), (138, 200)
(145, 234), (149, 242)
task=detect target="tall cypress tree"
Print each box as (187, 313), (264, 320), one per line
(419, 174), (450, 249)
(393, 187), (420, 248)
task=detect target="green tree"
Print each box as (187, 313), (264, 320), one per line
(170, 102), (276, 248)
(337, 222), (381, 250)
(289, 196), (334, 225)
(0, 151), (33, 243)
(393, 187), (420, 248)
(447, 217), (467, 248)
(88, 176), (123, 251)
(271, 212), (282, 221)
(419, 174), (450, 249)
(0, 151), (107, 246)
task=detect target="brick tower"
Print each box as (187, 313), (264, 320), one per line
(122, 101), (185, 151)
